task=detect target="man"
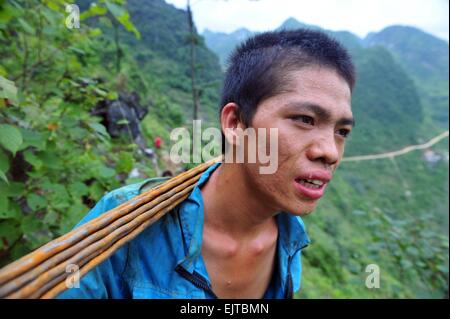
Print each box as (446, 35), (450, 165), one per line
(58, 28), (355, 299)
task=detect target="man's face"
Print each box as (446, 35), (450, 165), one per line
(241, 65), (353, 215)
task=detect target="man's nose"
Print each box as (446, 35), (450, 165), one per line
(306, 131), (340, 166)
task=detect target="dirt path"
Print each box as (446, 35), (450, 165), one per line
(342, 130), (449, 162)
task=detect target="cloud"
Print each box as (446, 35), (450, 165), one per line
(165, 0), (449, 40)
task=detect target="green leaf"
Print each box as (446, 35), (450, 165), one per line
(0, 148), (10, 173)
(406, 246), (419, 257)
(0, 169), (7, 184)
(105, 1), (140, 39)
(0, 124), (23, 156)
(19, 129), (47, 151)
(0, 219), (21, 247)
(93, 87), (107, 97)
(0, 194), (9, 215)
(43, 210), (58, 225)
(415, 260), (427, 268)
(116, 119), (129, 125)
(5, 182), (25, 197)
(89, 28), (103, 37)
(0, 201), (21, 220)
(41, 7), (58, 25)
(437, 264), (449, 274)
(89, 181), (105, 200)
(89, 122), (109, 138)
(80, 3), (108, 20)
(68, 181), (89, 198)
(39, 151), (63, 170)
(400, 259), (413, 269)
(0, 4), (14, 24)
(98, 166), (116, 178)
(104, 1), (125, 19)
(17, 18), (34, 34)
(99, 16), (113, 28)
(24, 150), (43, 170)
(47, 185), (71, 210)
(107, 91), (118, 100)
(26, 193), (47, 211)
(0, 75), (18, 104)
(68, 46), (85, 55)
(0, 150), (9, 183)
(116, 152), (134, 173)
(46, 1), (60, 12)
(21, 214), (41, 234)
(0, 65), (7, 77)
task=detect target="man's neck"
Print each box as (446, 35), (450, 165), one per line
(200, 163), (279, 298)
(200, 162), (278, 239)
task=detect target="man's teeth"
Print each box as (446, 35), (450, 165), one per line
(309, 179), (324, 186)
(298, 179), (324, 189)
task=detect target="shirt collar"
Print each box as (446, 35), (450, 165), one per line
(276, 212), (310, 256)
(176, 162), (221, 272)
(176, 162), (310, 271)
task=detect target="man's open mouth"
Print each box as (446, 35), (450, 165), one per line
(295, 178), (325, 189)
(294, 171), (331, 200)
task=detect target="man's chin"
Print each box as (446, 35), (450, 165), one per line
(283, 200), (317, 216)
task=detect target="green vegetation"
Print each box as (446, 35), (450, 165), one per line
(365, 25), (449, 131)
(0, 2), (448, 299)
(0, 0), (222, 265)
(0, 0), (125, 262)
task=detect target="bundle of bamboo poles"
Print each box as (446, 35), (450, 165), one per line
(0, 156), (222, 299)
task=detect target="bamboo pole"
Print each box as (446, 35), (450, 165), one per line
(41, 192), (190, 299)
(4, 179), (198, 298)
(0, 156), (222, 299)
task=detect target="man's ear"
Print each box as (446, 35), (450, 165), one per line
(220, 102), (246, 147)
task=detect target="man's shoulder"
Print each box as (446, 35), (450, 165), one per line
(75, 176), (172, 228)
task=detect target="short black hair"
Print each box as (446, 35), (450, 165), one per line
(220, 28), (355, 152)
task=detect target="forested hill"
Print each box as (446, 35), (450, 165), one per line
(77, 0), (223, 124)
(364, 26), (449, 130)
(122, 0), (223, 116)
(203, 27), (253, 68)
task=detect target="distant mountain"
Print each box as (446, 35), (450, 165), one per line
(276, 17), (364, 54)
(348, 45), (424, 155)
(277, 17), (317, 30)
(364, 25), (449, 129)
(203, 28), (253, 68)
(364, 26), (448, 85)
(202, 17), (314, 68)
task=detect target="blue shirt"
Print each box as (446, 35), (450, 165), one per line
(57, 163), (310, 299)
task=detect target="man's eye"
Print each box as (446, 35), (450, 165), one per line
(293, 115), (314, 125)
(337, 129), (351, 138)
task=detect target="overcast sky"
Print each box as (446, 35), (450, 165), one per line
(164, 0), (449, 41)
